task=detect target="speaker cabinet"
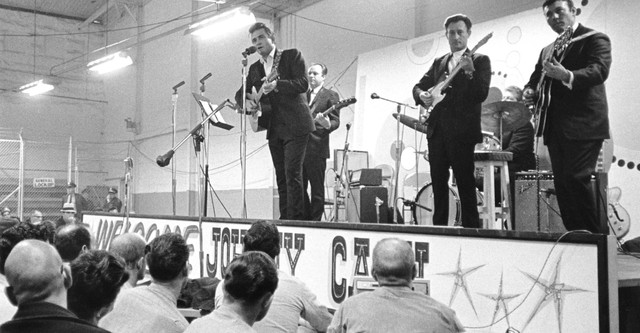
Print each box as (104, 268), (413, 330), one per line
(346, 186), (389, 223)
(514, 172), (607, 233)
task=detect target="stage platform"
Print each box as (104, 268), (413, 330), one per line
(84, 213), (625, 333)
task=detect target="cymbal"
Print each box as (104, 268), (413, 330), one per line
(481, 101), (531, 133)
(392, 113), (428, 134)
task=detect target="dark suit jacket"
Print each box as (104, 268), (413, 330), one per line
(235, 48), (314, 140)
(412, 51), (491, 144)
(502, 121), (536, 172)
(526, 24), (611, 141)
(307, 86), (340, 158)
(0, 302), (111, 333)
(61, 193), (88, 216)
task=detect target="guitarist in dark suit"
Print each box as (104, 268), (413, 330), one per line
(412, 14), (491, 228)
(303, 63), (340, 221)
(523, 0), (611, 233)
(235, 23), (314, 220)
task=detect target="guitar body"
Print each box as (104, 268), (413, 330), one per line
(247, 70), (279, 133)
(607, 187), (630, 239)
(532, 78), (552, 137)
(427, 80), (447, 111)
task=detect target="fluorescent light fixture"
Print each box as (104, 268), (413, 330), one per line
(87, 51), (133, 74)
(185, 6), (256, 38)
(19, 79), (54, 96)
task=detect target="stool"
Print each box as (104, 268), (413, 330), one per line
(474, 151), (512, 230)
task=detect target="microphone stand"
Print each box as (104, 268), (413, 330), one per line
(371, 93), (417, 223)
(333, 124), (352, 222)
(171, 81), (185, 215)
(199, 74), (212, 219)
(239, 54), (249, 218)
(156, 100), (231, 277)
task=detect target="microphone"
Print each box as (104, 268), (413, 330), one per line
(124, 157), (134, 169)
(346, 123), (351, 130)
(199, 73), (212, 84)
(370, 93), (379, 99)
(156, 150), (175, 167)
(172, 81), (185, 91)
(540, 188), (556, 196)
(242, 46), (257, 57)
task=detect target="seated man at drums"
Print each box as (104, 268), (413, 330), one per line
(476, 86), (535, 217)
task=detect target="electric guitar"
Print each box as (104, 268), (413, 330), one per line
(420, 32), (493, 116)
(607, 187), (630, 239)
(314, 97), (357, 128)
(531, 27), (572, 137)
(246, 69), (279, 132)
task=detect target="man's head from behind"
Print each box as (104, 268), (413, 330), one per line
(243, 220), (280, 260)
(371, 238), (416, 287)
(55, 224), (91, 262)
(145, 233), (189, 283)
(1, 222), (56, 275)
(5, 240), (71, 306)
(67, 250), (129, 323)
(223, 251), (279, 322)
(109, 233), (147, 283)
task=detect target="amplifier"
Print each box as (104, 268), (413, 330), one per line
(514, 172), (607, 233)
(350, 168), (382, 186)
(334, 149), (369, 173)
(346, 186), (389, 223)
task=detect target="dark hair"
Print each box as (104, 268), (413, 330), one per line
(504, 86), (524, 102)
(249, 22), (275, 42)
(310, 63), (328, 76)
(146, 233), (189, 282)
(543, 0), (575, 10)
(243, 221), (280, 259)
(444, 14), (472, 30)
(67, 250), (129, 321)
(54, 225), (91, 262)
(0, 222), (56, 274)
(223, 251), (278, 303)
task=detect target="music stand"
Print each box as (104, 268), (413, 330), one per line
(192, 93), (234, 131)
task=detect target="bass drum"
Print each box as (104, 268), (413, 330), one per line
(413, 183), (460, 226)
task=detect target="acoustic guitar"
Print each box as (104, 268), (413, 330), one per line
(245, 69), (279, 133)
(420, 32), (493, 116)
(531, 27), (572, 137)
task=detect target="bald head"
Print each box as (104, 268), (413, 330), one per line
(5, 240), (68, 305)
(110, 233), (146, 265)
(372, 238), (416, 286)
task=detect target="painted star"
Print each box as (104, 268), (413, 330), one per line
(436, 248), (485, 317)
(478, 270), (522, 327)
(519, 254), (591, 333)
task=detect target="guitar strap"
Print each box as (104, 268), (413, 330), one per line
(271, 49), (282, 81)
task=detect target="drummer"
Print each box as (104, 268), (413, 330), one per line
(477, 86), (536, 217)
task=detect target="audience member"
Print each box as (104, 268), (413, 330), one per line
(55, 203), (78, 229)
(99, 233), (190, 333)
(1, 207), (11, 218)
(0, 222), (56, 324)
(0, 240), (109, 332)
(328, 238), (465, 333)
(68, 250), (129, 325)
(55, 224), (92, 262)
(186, 251), (279, 333)
(62, 182), (89, 220)
(214, 220), (332, 332)
(109, 233), (147, 289)
(28, 210), (44, 225)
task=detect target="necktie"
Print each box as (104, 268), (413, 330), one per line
(307, 90), (312, 105)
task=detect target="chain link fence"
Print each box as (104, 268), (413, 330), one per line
(0, 133), (111, 223)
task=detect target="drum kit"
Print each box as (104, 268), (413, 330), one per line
(393, 101), (531, 225)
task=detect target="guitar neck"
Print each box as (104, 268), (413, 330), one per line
(320, 105), (336, 117)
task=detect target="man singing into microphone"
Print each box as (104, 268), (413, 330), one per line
(303, 63), (340, 221)
(412, 14), (491, 228)
(235, 23), (314, 220)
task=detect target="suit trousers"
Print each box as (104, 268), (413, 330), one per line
(269, 127), (309, 220)
(429, 135), (480, 228)
(547, 129), (603, 233)
(303, 154), (327, 221)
